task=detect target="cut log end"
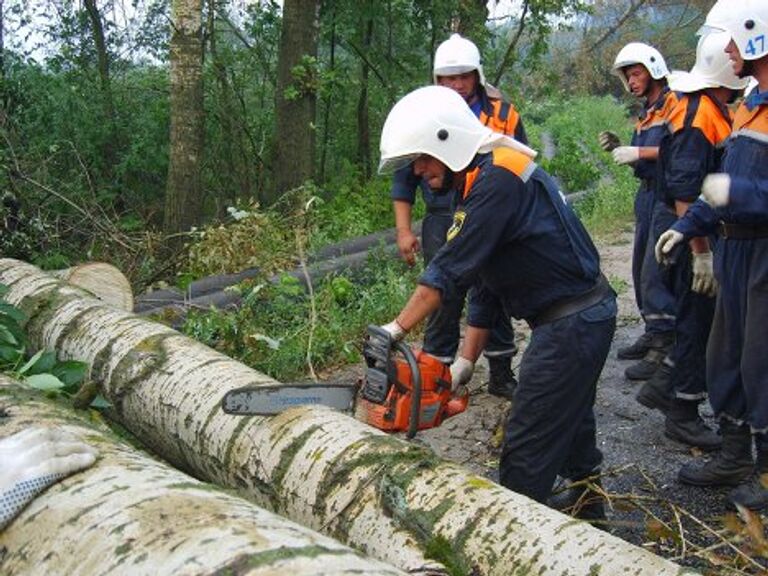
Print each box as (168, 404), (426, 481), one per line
(51, 262), (134, 312)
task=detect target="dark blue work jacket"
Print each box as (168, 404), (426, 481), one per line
(419, 148), (601, 324)
(631, 88), (679, 182)
(674, 89), (768, 237)
(656, 90), (732, 207)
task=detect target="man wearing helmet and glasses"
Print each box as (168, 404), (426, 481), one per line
(391, 34), (526, 401)
(600, 43), (678, 384)
(657, 0), (768, 511)
(379, 86), (616, 523)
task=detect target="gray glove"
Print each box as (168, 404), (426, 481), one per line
(0, 427), (97, 530)
(449, 357), (474, 392)
(692, 252), (717, 297)
(598, 131), (621, 152)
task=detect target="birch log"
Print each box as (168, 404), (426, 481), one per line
(0, 258), (697, 576)
(51, 262), (133, 311)
(0, 377), (406, 576)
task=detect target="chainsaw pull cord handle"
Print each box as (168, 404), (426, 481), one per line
(394, 341), (421, 439)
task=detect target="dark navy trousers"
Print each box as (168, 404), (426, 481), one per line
(709, 237), (768, 432)
(634, 182), (676, 335)
(499, 296), (616, 502)
(421, 211), (516, 362)
(651, 203), (713, 399)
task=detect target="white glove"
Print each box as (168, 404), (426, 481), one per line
(449, 357), (475, 392)
(692, 252), (717, 297)
(700, 174), (731, 208)
(598, 131), (621, 152)
(611, 146), (640, 165)
(0, 427), (98, 530)
(655, 229), (684, 264)
(381, 320), (407, 341)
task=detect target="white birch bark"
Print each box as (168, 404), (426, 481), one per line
(0, 376), (406, 575)
(0, 259), (698, 576)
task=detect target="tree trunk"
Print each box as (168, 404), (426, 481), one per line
(83, 0), (121, 211)
(267, 0), (319, 206)
(0, 377), (405, 576)
(163, 0), (205, 247)
(356, 15), (373, 180)
(0, 258), (692, 576)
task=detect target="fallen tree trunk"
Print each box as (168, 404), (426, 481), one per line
(0, 377), (406, 576)
(51, 262), (133, 312)
(0, 258), (696, 576)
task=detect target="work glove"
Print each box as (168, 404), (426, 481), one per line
(396, 228), (420, 266)
(1, 427), (98, 530)
(598, 131), (621, 152)
(380, 320), (407, 342)
(655, 229), (684, 265)
(611, 146), (640, 165)
(692, 252), (717, 297)
(700, 174), (731, 208)
(449, 357), (474, 392)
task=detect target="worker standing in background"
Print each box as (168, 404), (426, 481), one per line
(657, 0), (768, 510)
(600, 43), (677, 382)
(379, 86), (616, 524)
(638, 29), (749, 451)
(391, 33), (526, 400)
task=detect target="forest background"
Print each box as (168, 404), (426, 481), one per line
(0, 0), (715, 379)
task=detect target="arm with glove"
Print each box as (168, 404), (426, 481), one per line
(598, 131), (658, 165)
(1, 427), (97, 530)
(703, 173), (768, 217)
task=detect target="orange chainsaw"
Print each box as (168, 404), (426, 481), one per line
(221, 325), (468, 438)
(355, 325), (468, 438)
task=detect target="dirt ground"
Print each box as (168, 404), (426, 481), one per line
(378, 230), (762, 573)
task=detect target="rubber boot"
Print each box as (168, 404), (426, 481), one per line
(548, 474), (607, 528)
(618, 331), (672, 360)
(623, 332), (674, 380)
(664, 399), (722, 451)
(636, 360), (674, 413)
(487, 356), (517, 400)
(730, 434), (768, 511)
(678, 421), (754, 486)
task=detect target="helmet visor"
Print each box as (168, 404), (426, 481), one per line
(378, 153), (421, 175)
(697, 23), (729, 37)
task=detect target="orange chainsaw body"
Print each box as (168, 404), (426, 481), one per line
(357, 345), (468, 435)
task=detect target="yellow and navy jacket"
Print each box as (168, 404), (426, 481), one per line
(674, 88), (768, 237)
(418, 147), (602, 323)
(631, 87), (679, 182)
(391, 88), (527, 212)
(656, 90), (733, 206)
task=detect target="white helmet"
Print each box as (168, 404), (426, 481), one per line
(668, 31), (749, 92)
(699, 0), (768, 61)
(379, 86), (491, 174)
(433, 33), (486, 86)
(611, 42), (670, 92)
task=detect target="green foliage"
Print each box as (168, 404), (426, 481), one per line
(183, 248), (420, 381)
(186, 201), (296, 279)
(523, 94), (637, 233)
(0, 283), (94, 403)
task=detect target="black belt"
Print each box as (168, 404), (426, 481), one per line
(425, 207), (452, 216)
(529, 275), (614, 329)
(717, 221), (768, 240)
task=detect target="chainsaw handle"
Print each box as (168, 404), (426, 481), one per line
(393, 340), (421, 439)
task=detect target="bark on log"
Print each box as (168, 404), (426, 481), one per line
(0, 378), (406, 576)
(51, 262), (133, 312)
(0, 258), (697, 576)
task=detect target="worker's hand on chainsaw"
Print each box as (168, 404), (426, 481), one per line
(381, 320), (407, 341)
(449, 357), (474, 392)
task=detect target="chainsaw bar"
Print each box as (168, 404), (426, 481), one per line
(221, 383), (358, 416)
